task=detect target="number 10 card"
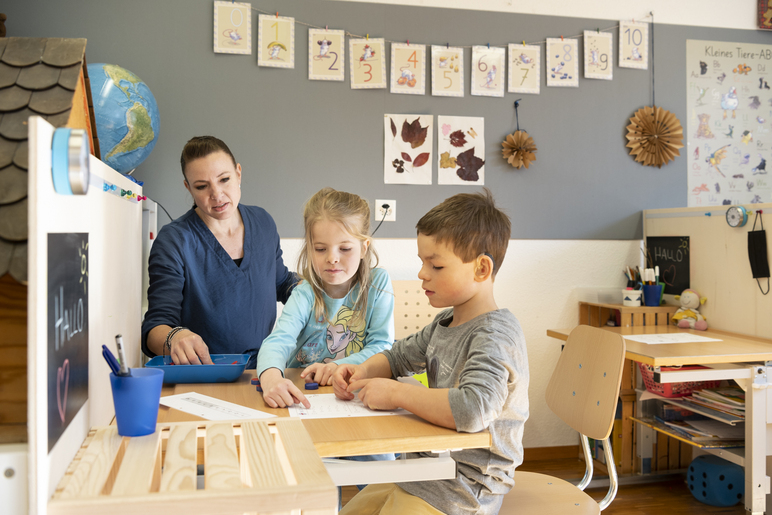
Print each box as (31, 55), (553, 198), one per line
(308, 28), (345, 81)
(619, 21), (648, 69)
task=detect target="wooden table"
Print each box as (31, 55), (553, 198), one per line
(548, 324), (772, 515)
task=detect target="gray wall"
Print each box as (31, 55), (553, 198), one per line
(5, 0), (772, 239)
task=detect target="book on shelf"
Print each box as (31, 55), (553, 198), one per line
(694, 386), (745, 407)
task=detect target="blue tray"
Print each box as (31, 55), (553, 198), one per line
(145, 354), (249, 384)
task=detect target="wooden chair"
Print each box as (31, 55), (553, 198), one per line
(500, 325), (626, 514)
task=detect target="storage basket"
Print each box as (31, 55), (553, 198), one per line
(638, 363), (721, 398)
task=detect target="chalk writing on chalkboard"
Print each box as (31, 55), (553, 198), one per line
(646, 236), (690, 295)
(47, 233), (89, 453)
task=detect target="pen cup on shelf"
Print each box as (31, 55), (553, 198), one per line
(622, 288), (642, 307)
(109, 368), (164, 437)
(642, 284), (663, 306)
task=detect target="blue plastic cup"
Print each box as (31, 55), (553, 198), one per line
(109, 368), (164, 437)
(642, 284), (663, 306)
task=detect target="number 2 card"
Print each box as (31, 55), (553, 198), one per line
(350, 38), (386, 89)
(619, 21), (648, 69)
(508, 44), (540, 94)
(308, 28), (345, 81)
(584, 31), (613, 80)
(471, 46), (505, 97)
(431, 46), (464, 97)
(391, 43), (426, 95)
(546, 38), (578, 88)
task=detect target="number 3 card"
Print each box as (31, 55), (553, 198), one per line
(508, 44), (540, 94)
(350, 38), (386, 89)
(584, 31), (613, 80)
(471, 46), (505, 97)
(546, 38), (578, 87)
(308, 28), (345, 81)
(431, 46), (464, 97)
(257, 14), (294, 68)
(391, 43), (426, 95)
(619, 21), (648, 69)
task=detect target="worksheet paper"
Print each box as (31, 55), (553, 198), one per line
(622, 334), (723, 344)
(288, 393), (409, 419)
(160, 392), (276, 420)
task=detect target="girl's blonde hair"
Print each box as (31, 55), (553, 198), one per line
(297, 188), (378, 328)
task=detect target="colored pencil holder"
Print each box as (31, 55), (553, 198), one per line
(622, 289), (642, 307)
(109, 368), (164, 437)
(642, 284), (663, 306)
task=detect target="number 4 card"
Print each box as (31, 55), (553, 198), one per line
(431, 46), (464, 97)
(619, 21), (648, 69)
(546, 38), (578, 87)
(308, 28), (345, 81)
(350, 38), (386, 89)
(257, 14), (294, 68)
(508, 44), (540, 94)
(471, 46), (505, 97)
(391, 43), (426, 95)
(584, 31), (613, 80)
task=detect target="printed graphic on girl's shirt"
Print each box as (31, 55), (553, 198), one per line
(295, 306), (365, 365)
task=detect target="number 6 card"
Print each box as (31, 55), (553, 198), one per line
(508, 44), (540, 94)
(431, 46), (464, 97)
(349, 38), (386, 89)
(308, 28), (345, 81)
(471, 46), (505, 97)
(546, 38), (578, 87)
(584, 31), (612, 80)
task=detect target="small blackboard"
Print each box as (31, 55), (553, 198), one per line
(47, 233), (89, 452)
(646, 236), (690, 295)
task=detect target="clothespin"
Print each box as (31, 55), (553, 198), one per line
(276, 11), (279, 18)
(325, 25), (328, 31)
(487, 42), (490, 49)
(366, 34), (369, 40)
(407, 39), (409, 46)
(597, 28), (600, 33)
(522, 40), (525, 47)
(446, 42), (449, 49)
(560, 35), (564, 41)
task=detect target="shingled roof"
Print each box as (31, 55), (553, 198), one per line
(0, 37), (92, 284)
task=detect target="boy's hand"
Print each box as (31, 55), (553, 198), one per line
(332, 363), (366, 400)
(301, 362), (338, 386)
(350, 378), (401, 411)
(259, 368), (311, 409)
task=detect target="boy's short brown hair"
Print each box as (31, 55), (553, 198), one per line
(416, 188), (510, 275)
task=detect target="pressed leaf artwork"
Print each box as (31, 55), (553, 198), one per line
(384, 114), (433, 184)
(437, 115), (485, 185)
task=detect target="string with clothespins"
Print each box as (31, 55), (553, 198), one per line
(501, 99), (537, 169)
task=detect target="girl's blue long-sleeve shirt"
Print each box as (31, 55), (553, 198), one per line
(141, 205), (296, 368)
(256, 267), (394, 378)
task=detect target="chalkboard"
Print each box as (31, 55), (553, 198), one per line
(646, 236), (690, 295)
(47, 233), (89, 452)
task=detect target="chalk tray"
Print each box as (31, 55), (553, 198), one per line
(145, 354), (249, 383)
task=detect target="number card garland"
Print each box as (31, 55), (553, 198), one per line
(213, 1), (252, 55)
(547, 38), (578, 87)
(584, 31), (613, 80)
(508, 44), (540, 94)
(350, 38), (386, 89)
(257, 14), (294, 68)
(619, 21), (648, 69)
(308, 28), (345, 81)
(471, 46), (505, 97)
(431, 46), (464, 97)
(391, 43), (426, 95)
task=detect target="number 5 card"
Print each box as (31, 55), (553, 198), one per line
(508, 44), (540, 94)
(619, 21), (648, 69)
(391, 43), (426, 95)
(431, 46), (464, 97)
(584, 31), (613, 80)
(257, 14), (294, 68)
(350, 38), (386, 89)
(546, 38), (578, 87)
(308, 28), (345, 81)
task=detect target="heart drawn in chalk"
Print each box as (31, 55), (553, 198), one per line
(662, 264), (677, 287)
(57, 359), (70, 424)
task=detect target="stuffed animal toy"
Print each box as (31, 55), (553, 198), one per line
(671, 289), (708, 330)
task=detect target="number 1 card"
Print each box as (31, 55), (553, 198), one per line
(471, 46), (505, 97)
(584, 31), (613, 80)
(546, 38), (578, 87)
(619, 21), (648, 69)
(508, 44), (540, 94)
(257, 14), (294, 68)
(391, 43), (426, 95)
(350, 38), (386, 89)
(308, 28), (345, 81)
(431, 46), (464, 97)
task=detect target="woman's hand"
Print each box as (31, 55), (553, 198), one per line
(301, 362), (339, 386)
(260, 368), (311, 408)
(170, 329), (214, 365)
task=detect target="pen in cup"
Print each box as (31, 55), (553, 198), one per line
(115, 334), (130, 376)
(101, 345), (120, 375)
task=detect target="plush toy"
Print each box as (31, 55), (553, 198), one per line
(671, 289), (708, 330)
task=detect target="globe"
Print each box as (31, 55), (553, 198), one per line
(87, 63), (160, 174)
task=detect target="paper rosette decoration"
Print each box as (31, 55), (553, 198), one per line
(625, 106), (684, 168)
(501, 130), (537, 169)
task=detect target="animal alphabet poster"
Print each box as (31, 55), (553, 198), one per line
(47, 233), (89, 453)
(471, 46), (505, 97)
(546, 38), (578, 88)
(391, 43), (426, 95)
(350, 38), (386, 89)
(308, 28), (345, 81)
(213, 1), (252, 55)
(584, 31), (613, 80)
(257, 14), (295, 68)
(384, 114), (433, 185)
(508, 44), (540, 94)
(431, 46), (464, 97)
(686, 39), (772, 206)
(437, 116), (485, 185)
(618, 21), (648, 70)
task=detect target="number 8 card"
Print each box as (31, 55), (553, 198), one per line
(431, 46), (464, 97)
(546, 38), (578, 88)
(308, 28), (345, 81)
(349, 38), (386, 89)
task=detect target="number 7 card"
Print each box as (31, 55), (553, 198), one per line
(508, 44), (540, 94)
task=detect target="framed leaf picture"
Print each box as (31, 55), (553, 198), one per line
(431, 46), (464, 97)
(391, 43), (426, 95)
(384, 114), (433, 185)
(619, 21), (648, 69)
(257, 14), (294, 68)
(546, 38), (578, 87)
(213, 1), (252, 55)
(471, 46), (505, 97)
(308, 28), (345, 81)
(584, 31), (613, 80)
(508, 44), (540, 94)
(437, 116), (485, 185)
(350, 38), (387, 89)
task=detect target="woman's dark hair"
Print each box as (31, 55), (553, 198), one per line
(180, 136), (237, 178)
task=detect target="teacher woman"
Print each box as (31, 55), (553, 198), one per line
(141, 136), (296, 368)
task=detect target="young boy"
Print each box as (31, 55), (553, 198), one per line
(332, 189), (529, 515)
